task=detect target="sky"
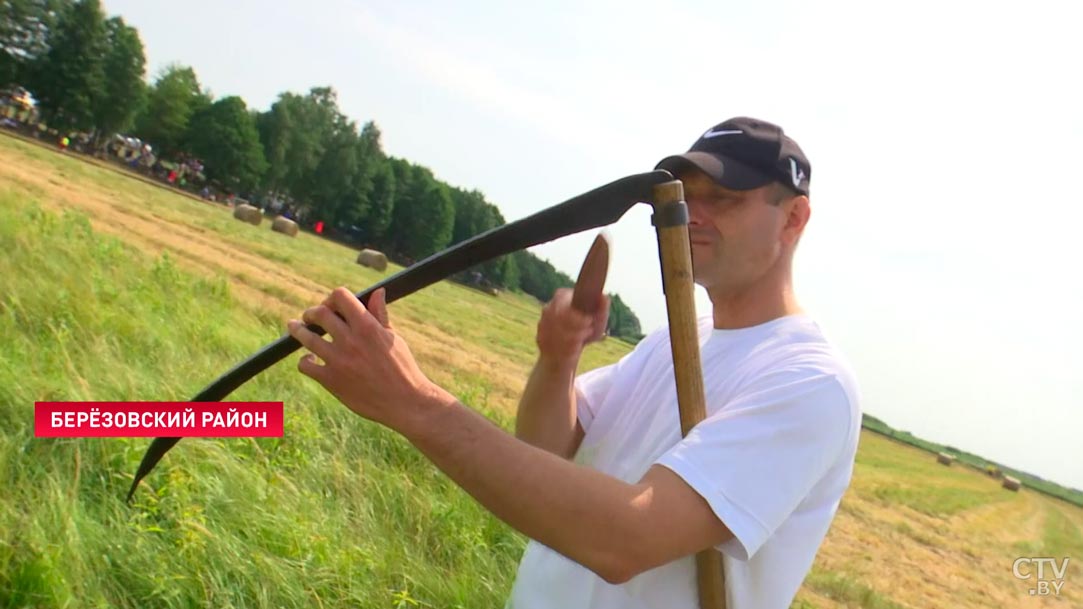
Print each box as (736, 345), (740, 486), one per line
(102, 0), (1082, 490)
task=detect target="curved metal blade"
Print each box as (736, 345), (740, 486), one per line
(126, 169), (673, 501)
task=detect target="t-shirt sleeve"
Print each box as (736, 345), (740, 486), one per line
(654, 366), (854, 561)
(573, 363), (615, 432)
(574, 328), (667, 432)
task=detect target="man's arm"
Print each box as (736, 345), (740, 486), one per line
(288, 287), (733, 584)
(513, 288), (606, 459)
(513, 355), (585, 459)
(411, 394), (734, 584)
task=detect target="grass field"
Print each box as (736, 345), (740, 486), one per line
(861, 414), (1083, 508)
(1, 132), (1080, 608)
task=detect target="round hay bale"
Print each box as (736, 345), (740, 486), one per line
(233, 203), (262, 226)
(271, 215), (299, 237)
(356, 249), (388, 272)
(937, 452), (955, 466)
(1002, 476), (1021, 492)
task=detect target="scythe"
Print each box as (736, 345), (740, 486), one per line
(126, 169), (727, 608)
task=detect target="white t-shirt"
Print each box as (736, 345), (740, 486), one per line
(506, 314), (861, 609)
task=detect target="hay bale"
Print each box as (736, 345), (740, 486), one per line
(271, 215), (298, 237)
(356, 249), (388, 272)
(233, 204), (262, 226)
(1002, 476), (1021, 492)
(937, 452), (955, 466)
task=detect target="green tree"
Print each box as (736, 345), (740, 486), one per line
(387, 160), (454, 261)
(364, 156), (396, 242)
(445, 189), (520, 290)
(348, 121), (392, 236)
(92, 16), (144, 137)
(134, 64), (209, 157)
(606, 293), (643, 342)
(475, 204), (516, 286)
(26, 0), (106, 132)
(185, 96), (267, 193)
(450, 187), (492, 245)
(485, 254), (519, 291)
(309, 118), (367, 226)
(255, 93), (294, 193)
(256, 86), (341, 201)
(514, 251), (573, 302)
(0, 0), (68, 88)
(258, 91), (313, 195)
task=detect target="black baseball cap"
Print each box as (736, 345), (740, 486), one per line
(655, 117), (811, 196)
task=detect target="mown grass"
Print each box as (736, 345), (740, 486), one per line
(803, 568), (907, 609)
(853, 432), (1010, 517)
(863, 414), (1083, 508)
(0, 192), (527, 608)
(1042, 504), (1083, 559)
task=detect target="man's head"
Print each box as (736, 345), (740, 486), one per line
(655, 117), (812, 295)
(657, 117), (810, 196)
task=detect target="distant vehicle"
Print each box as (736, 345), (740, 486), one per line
(1, 87), (37, 123)
(108, 134), (152, 162)
(340, 224), (365, 244)
(2, 87), (33, 110)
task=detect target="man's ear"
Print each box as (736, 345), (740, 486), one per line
(782, 195), (811, 246)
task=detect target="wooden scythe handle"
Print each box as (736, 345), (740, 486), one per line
(651, 180), (727, 609)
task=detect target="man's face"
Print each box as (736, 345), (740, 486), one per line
(679, 167), (797, 293)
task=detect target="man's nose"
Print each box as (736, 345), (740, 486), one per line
(684, 197), (708, 227)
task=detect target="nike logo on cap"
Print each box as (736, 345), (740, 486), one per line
(789, 157), (806, 188)
(702, 128), (743, 139)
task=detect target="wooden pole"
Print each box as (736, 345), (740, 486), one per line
(651, 180), (727, 609)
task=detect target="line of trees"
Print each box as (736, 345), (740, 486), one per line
(0, 0), (644, 341)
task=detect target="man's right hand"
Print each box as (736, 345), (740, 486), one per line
(536, 288), (610, 365)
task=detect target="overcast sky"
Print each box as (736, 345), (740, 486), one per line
(102, 0), (1082, 490)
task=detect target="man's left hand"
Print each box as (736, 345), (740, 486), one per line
(287, 287), (453, 433)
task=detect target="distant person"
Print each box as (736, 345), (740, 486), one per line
(288, 117), (861, 609)
(58, 135), (69, 151)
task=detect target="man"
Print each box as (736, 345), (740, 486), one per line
(287, 117), (861, 608)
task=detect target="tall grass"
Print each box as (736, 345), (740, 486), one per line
(0, 191), (524, 607)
